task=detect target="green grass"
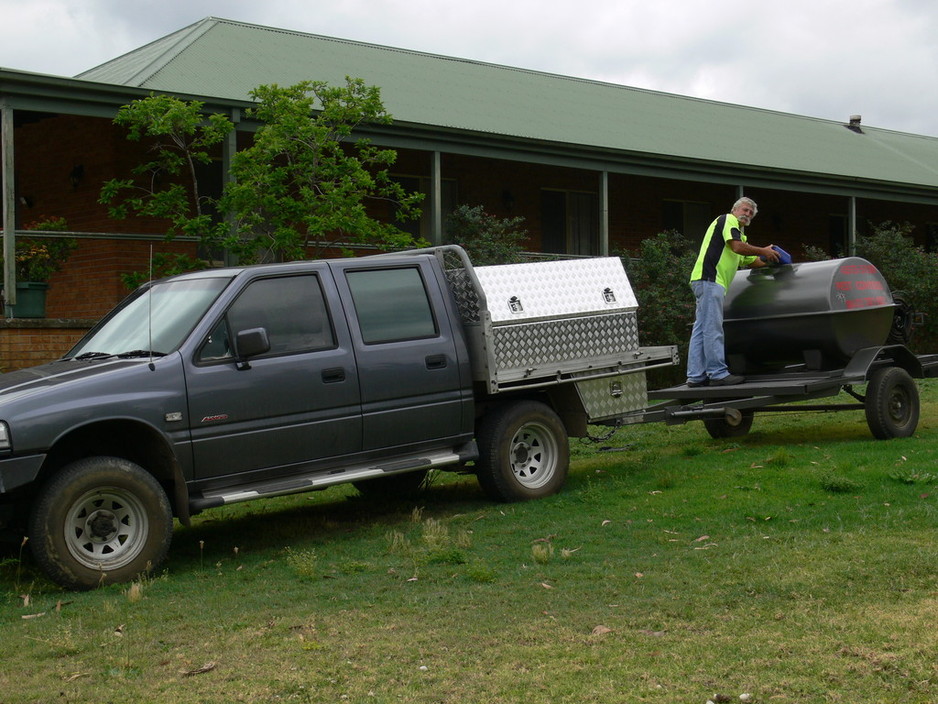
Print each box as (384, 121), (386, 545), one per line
(3, 380), (938, 703)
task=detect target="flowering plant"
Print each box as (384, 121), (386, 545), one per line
(3, 217), (78, 282)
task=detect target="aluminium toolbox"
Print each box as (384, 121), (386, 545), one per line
(440, 249), (677, 422)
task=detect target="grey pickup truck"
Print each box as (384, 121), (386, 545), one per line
(0, 246), (676, 589)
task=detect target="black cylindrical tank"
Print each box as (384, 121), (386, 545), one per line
(723, 257), (895, 373)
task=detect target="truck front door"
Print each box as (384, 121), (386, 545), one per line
(185, 270), (361, 480)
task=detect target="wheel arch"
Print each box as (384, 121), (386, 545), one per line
(477, 388), (585, 438)
(37, 419), (191, 525)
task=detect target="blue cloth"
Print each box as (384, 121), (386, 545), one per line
(686, 279), (730, 382)
(772, 245), (793, 265)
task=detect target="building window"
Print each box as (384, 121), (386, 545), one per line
(392, 176), (458, 239)
(829, 215), (848, 257)
(926, 223), (938, 252)
(662, 200), (712, 239)
(540, 189), (598, 255)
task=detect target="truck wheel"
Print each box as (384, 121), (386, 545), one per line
(353, 470), (430, 498)
(28, 457), (173, 590)
(475, 401), (569, 502)
(703, 411), (754, 439)
(865, 366), (919, 439)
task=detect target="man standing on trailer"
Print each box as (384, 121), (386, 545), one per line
(686, 197), (779, 387)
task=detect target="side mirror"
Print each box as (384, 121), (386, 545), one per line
(234, 327), (270, 369)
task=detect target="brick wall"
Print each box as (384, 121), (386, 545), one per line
(11, 113), (198, 322)
(14, 114), (170, 234)
(42, 238), (198, 320)
(0, 320), (93, 372)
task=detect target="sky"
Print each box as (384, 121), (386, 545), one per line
(2, 0), (937, 137)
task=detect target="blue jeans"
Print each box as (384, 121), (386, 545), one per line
(686, 279), (729, 382)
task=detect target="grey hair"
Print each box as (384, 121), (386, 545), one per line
(733, 197), (758, 216)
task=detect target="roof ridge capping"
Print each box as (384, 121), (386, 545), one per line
(74, 16), (938, 143)
(75, 16), (219, 84)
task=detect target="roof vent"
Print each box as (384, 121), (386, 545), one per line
(846, 114), (863, 134)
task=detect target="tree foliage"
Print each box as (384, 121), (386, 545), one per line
(444, 205), (527, 266)
(100, 94), (232, 243)
(101, 79), (425, 286)
(221, 79), (424, 262)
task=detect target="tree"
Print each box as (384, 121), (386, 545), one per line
(221, 78), (425, 262)
(99, 93), (232, 285)
(101, 79), (425, 286)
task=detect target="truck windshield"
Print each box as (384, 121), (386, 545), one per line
(68, 277), (231, 359)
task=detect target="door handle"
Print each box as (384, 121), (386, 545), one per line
(321, 367), (346, 383)
(425, 354), (448, 370)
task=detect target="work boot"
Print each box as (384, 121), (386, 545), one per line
(710, 374), (745, 386)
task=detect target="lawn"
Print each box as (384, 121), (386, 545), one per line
(3, 380), (938, 703)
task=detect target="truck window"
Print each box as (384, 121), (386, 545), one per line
(346, 267), (438, 344)
(69, 277), (230, 358)
(198, 275), (334, 362)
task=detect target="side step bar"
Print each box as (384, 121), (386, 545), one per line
(189, 445), (475, 511)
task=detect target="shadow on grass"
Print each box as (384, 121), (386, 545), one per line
(166, 473), (490, 571)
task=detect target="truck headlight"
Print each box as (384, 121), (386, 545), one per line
(0, 422), (10, 450)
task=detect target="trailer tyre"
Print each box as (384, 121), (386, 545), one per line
(28, 457), (173, 590)
(475, 401), (569, 502)
(703, 411), (754, 439)
(865, 366), (919, 439)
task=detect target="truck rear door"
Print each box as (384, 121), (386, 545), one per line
(184, 267), (361, 479)
(330, 256), (473, 451)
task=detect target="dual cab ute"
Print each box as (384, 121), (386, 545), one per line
(0, 246), (676, 589)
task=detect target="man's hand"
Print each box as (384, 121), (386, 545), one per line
(729, 240), (780, 262)
(760, 245), (780, 263)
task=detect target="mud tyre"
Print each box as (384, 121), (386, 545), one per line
(475, 401), (569, 502)
(28, 457), (173, 590)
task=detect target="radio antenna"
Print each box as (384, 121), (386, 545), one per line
(147, 244), (155, 371)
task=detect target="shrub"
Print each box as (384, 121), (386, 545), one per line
(620, 231), (698, 385)
(854, 222), (938, 352)
(445, 205), (527, 265)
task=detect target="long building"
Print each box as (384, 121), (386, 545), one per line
(2, 16), (938, 366)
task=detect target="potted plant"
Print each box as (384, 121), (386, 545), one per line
(1, 216), (77, 317)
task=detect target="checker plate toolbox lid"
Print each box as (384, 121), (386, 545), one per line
(430, 246), (678, 420)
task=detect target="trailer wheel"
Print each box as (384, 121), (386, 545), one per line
(28, 457), (173, 590)
(703, 411), (754, 439)
(865, 366), (919, 439)
(475, 401), (569, 502)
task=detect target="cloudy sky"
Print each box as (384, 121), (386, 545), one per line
(2, 0), (937, 137)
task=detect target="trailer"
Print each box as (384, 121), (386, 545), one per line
(640, 346), (938, 440)
(618, 257), (938, 440)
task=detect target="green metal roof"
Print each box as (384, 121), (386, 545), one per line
(75, 17), (938, 199)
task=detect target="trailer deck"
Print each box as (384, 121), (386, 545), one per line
(624, 348), (938, 440)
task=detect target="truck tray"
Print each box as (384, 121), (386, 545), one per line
(418, 246), (678, 420)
